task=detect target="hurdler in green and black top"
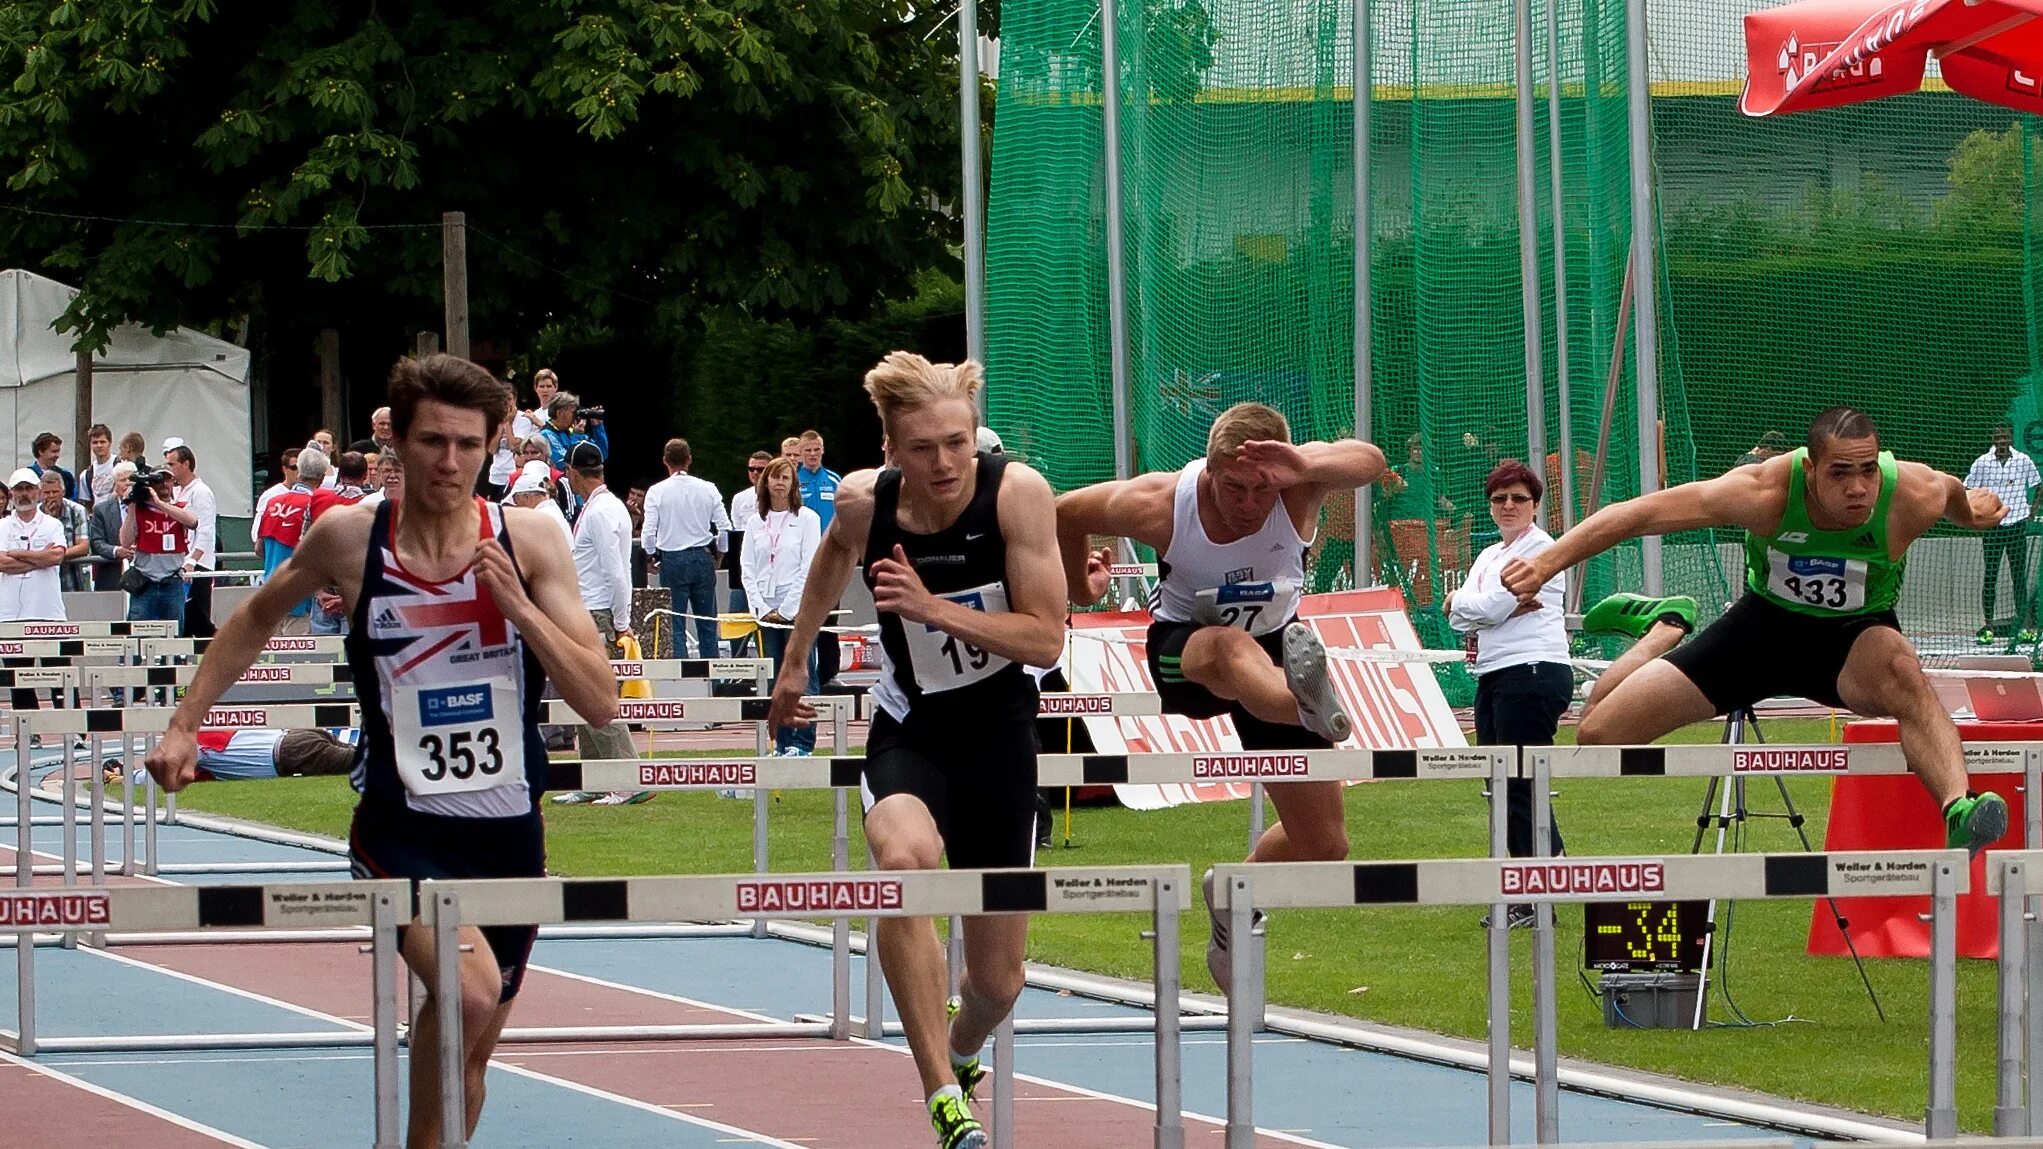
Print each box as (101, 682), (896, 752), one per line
(1742, 446), (1903, 616)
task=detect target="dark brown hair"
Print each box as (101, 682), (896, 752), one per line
(754, 457), (805, 513)
(386, 354), (510, 440)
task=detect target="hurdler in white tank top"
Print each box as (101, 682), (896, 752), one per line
(1150, 459), (1310, 636)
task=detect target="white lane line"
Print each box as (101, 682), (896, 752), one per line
(0, 1047), (270, 1147)
(526, 962), (790, 1025)
(69, 945), (805, 1148)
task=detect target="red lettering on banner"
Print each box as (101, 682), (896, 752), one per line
(202, 709), (269, 728)
(0, 643), (21, 655)
(611, 662), (645, 678)
(1191, 753), (1310, 779)
(1733, 748), (1849, 773)
(21, 624), (79, 638)
(1501, 862), (1664, 897)
(1039, 694), (1114, 716)
(638, 762), (755, 787)
(238, 666), (293, 683)
(264, 638), (319, 652)
(617, 701), (688, 722)
(0, 891), (111, 928)
(736, 879), (905, 914)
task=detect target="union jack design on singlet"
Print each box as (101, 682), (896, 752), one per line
(347, 497), (549, 818)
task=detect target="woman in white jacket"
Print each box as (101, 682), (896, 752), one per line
(742, 457), (823, 754)
(1446, 460), (1568, 898)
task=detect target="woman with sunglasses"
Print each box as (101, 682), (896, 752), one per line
(1446, 460), (1568, 915)
(725, 451), (774, 656)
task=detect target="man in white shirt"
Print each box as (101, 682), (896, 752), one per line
(82, 424), (116, 508)
(0, 469), (69, 622)
(167, 444), (217, 638)
(254, 448), (301, 523)
(640, 437), (730, 659)
(1966, 424), (2043, 643)
(725, 450), (771, 656)
(555, 442), (645, 806)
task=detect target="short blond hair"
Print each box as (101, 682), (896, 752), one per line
(1207, 402), (1291, 467)
(863, 351), (984, 430)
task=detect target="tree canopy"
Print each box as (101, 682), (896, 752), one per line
(0, 0), (970, 352)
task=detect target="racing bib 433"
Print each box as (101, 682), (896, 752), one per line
(1766, 550), (1867, 612)
(392, 680), (525, 798)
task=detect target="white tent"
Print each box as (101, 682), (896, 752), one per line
(1, 269), (253, 516)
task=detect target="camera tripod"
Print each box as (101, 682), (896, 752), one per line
(1688, 705), (1884, 1026)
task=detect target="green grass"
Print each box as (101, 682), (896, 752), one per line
(175, 717), (1995, 1130)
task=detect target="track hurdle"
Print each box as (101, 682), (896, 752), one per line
(421, 864), (1191, 1149)
(1213, 848), (1965, 1146)
(0, 878), (408, 1148)
(1991, 850), (2043, 1135)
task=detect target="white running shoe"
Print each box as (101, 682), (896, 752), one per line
(1282, 622), (1351, 743)
(1201, 868), (1264, 995)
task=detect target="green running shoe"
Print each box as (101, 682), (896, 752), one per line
(929, 1091), (987, 1149)
(1978, 626), (1999, 646)
(945, 997), (987, 1101)
(1581, 593), (1698, 639)
(1945, 792), (2010, 856)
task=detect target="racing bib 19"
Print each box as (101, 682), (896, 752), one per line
(391, 680), (525, 798)
(1766, 550), (1867, 612)
(904, 581), (1013, 693)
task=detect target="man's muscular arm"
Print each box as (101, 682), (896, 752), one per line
(1502, 462), (1783, 596)
(1889, 461), (2006, 543)
(1054, 471), (1175, 605)
(491, 509), (619, 727)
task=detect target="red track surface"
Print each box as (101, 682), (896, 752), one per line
(0, 1056), (248, 1146)
(123, 941), (1287, 1148)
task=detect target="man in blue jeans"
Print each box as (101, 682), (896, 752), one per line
(119, 468), (198, 627)
(641, 437), (730, 658)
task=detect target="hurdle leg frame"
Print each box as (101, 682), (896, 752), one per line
(1998, 859), (2027, 1135)
(1152, 873), (1185, 1149)
(751, 715), (770, 940)
(1530, 750), (1559, 1142)
(831, 709), (851, 1041)
(372, 890), (403, 1149)
(1486, 749), (1511, 1145)
(1926, 859), (1958, 1140)
(1224, 871), (1258, 1149)
(432, 890), (469, 1149)
(991, 1012), (1016, 1149)
(2026, 750), (2043, 1135)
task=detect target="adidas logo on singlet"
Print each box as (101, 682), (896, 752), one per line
(1852, 532), (1877, 549)
(374, 608), (400, 630)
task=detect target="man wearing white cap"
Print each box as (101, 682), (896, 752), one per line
(0, 469), (69, 622)
(507, 461), (573, 546)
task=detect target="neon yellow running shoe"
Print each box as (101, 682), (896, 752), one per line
(929, 1090), (987, 1149)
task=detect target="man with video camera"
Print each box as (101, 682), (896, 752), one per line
(538, 389), (609, 472)
(118, 463), (200, 626)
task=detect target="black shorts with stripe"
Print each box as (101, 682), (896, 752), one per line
(1145, 618), (1330, 751)
(349, 803), (546, 1003)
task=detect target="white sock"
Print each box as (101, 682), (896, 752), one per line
(950, 1042), (979, 1069)
(930, 1083), (964, 1106)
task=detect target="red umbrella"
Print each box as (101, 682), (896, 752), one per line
(1742, 0), (2043, 117)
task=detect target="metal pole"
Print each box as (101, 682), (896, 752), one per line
(1531, 751), (1559, 1142)
(948, 917), (965, 999)
(1997, 860), (2026, 1137)
(1247, 782), (1265, 854)
(864, 912), (886, 1040)
(1153, 876), (1185, 1149)
(372, 891), (403, 1149)
(1926, 859), (1958, 1139)
(1101, 0), (1135, 480)
(960, 0), (987, 375)
(1514, 0), (1548, 479)
(1622, 0), (1663, 594)
(1352, 0), (1374, 578)
(1224, 872), (1255, 1149)
(751, 718), (770, 939)
(1487, 750), (1511, 1145)
(991, 1014), (1016, 1149)
(13, 717), (30, 1056)
(433, 891), (467, 1149)
(1545, 0), (1577, 531)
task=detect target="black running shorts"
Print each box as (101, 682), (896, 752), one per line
(1145, 618), (1332, 752)
(349, 804), (546, 1003)
(862, 708), (1040, 870)
(1663, 592), (1901, 713)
